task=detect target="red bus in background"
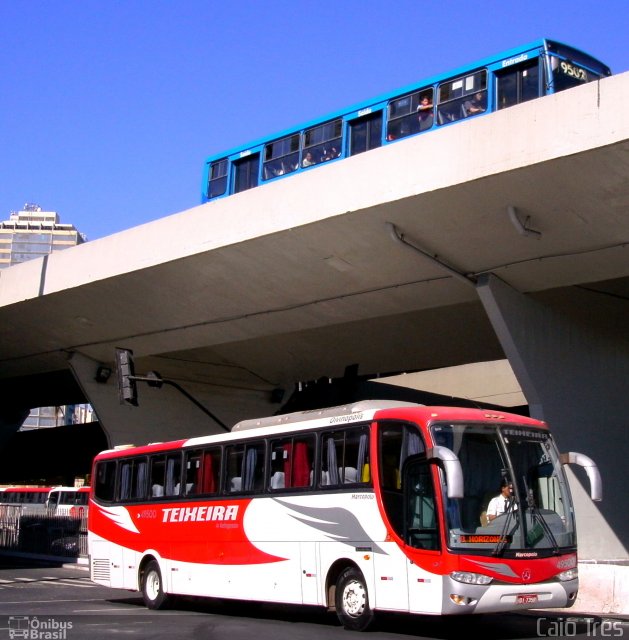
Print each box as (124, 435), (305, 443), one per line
(0, 487), (51, 514)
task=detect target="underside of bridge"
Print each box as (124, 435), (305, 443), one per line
(0, 73), (628, 561)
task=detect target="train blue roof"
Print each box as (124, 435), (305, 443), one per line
(202, 39), (606, 163)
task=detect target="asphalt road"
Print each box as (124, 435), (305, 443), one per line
(0, 556), (626, 640)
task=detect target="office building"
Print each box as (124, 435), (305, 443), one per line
(0, 203), (85, 269)
(0, 204), (92, 428)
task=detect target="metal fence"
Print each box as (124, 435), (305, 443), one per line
(0, 505), (87, 558)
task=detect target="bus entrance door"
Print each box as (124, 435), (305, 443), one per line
(404, 458), (442, 614)
(348, 110), (383, 156)
(233, 153), (260, 193)
(496, 60), (541, 110)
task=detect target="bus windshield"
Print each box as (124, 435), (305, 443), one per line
(432, 422), (575, 555)
(549, 55), (604, 92)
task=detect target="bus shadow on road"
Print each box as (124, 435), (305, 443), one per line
(107, 594), (608, 638)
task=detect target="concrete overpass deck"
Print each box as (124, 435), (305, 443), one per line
(0, 71), (627, 565)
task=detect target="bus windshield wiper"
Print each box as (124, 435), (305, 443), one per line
(523, 476), (559, 553)
(492, 497), (518, 557)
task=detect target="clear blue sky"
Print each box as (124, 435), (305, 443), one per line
(1, 0), (627, 241)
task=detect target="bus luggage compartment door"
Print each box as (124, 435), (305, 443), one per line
(299, 541), (320, 605)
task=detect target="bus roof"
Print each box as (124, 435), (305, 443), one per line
(93, 402), (547, 461)
(231, 399), (420, 431)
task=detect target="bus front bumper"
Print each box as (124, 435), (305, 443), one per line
(441, 576), (578, 615)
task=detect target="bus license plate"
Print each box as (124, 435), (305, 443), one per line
(517, 594), (538, 605)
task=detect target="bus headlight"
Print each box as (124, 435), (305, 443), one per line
(450, 571), (493, 585)
(557, 568), (578, 581)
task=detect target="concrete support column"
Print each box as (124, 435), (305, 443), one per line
(477, 273), (628, 561)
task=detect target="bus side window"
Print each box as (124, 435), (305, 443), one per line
(184, 447), (222, 496)
(184, 449), (201, 495)
(387, 89), (434, 142)
(94, 460), (116, 502)
(437, 70), (487, 124)
(263, 134), (300, 180)
(225, 445), (243, 492)
(149, 455), (165, 498)
(319, 426), (371, 487)
(378, 421), (426, 537)
(118, 457), (149, 501)
(339, 427), (370, 483)
(208, 159), (228, 199)
(226, 441), (266, 494)
(269, 435), (314, 490)
(164, 453), (182, 497)
(303, 119), (342, 167)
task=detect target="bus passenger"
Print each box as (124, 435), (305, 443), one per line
(464, 92), (486, 116)
(302, 152), (315, 167)
(417, 94), (433, 131)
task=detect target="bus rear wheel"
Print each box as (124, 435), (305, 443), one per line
(335, 567), (374, 631)
(142, 560), (169, 610)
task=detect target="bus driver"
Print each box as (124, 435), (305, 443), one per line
(486, 478), (515, 522)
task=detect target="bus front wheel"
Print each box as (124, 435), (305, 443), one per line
(142, 560), (169, 610)
(335, 567), (374, 631)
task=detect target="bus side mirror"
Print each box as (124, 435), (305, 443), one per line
(115, 348), (138, 407)
(426, 446), (464, 499)
(560, 452), (602, 502)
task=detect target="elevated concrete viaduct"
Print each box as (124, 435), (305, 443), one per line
(0, 73), (628, 573)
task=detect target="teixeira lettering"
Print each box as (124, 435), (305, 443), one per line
(162, 505), (239, 523)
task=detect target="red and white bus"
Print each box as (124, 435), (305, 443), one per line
(88, 401), (601, 630)
(46, 486), (90, 517)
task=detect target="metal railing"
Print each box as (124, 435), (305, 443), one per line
(0, 505), (87, 558)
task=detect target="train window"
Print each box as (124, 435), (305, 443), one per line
(387, 89), (434, 141)
(263, 134), (300, 180)
(303, 119), (342, 167)
(437, 70), (487, 124)
(208, 159), (228, 199)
